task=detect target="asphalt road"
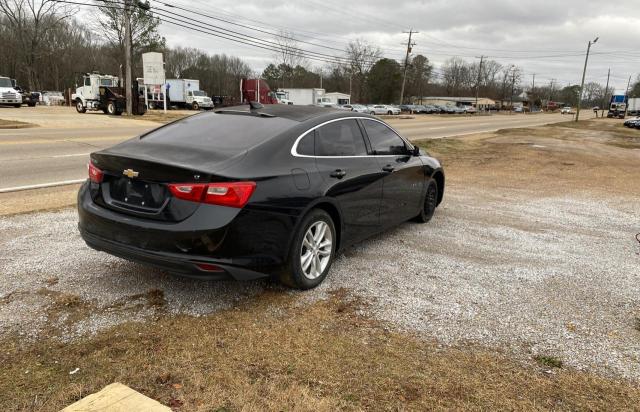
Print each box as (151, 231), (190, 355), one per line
(0, 107), (592, 191)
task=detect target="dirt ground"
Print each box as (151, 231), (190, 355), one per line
(1, 118), (639, 410)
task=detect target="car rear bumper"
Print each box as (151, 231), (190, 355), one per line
(79, 227), (268, 280)
(77, 181), (293, 280)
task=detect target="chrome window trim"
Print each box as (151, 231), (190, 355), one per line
(290, 116), (413, 158)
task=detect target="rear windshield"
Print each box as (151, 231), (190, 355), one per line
(142, 112), (297, 151)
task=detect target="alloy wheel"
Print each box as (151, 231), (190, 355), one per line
(425, 183), (437, 215)
(300, 221), (332, 280)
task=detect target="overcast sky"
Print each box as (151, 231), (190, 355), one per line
(156, 0), (640, 92)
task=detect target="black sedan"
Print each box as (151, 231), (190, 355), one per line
(78, 104), (445, 289)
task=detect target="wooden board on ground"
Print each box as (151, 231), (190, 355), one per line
(61, 382), (171, 412)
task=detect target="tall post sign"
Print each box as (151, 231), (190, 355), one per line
(142, 52), (166, 113)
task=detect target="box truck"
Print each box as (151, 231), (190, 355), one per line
(628, 97), (640, 116)
(278, 88), (333, 106)
(166, 79), (213, 110)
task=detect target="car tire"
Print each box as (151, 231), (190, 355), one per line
(192, 102), (199, 110)
(76, 100), (86, 113)
(415, 179), (438, 223)
(107, 102), (117, 115)
(280, 209), (336, 290)
(370, 111), (375, 115)
(387, 110), (392, 115)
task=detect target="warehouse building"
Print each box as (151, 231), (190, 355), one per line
(411, 96), (496, 110)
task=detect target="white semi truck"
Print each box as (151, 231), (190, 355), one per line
(0, 76), (22, 107)
(72, 72), (146, 115)
(166, 79), (213, 110)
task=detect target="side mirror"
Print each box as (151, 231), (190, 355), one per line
(412, 146), (420, 156)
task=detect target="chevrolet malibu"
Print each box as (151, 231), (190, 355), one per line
(78, 104), (444, 289)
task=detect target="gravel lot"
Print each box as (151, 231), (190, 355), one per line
(1, 185), (638, 379)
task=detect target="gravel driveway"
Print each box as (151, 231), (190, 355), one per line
(1, 187), (639, 380)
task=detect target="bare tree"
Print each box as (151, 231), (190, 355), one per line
(0, 0), (75, 89)
(345, 39), (382, 102)
(273, 30), (306, 87)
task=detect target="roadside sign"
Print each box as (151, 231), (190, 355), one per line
(142, 52), (165, 85)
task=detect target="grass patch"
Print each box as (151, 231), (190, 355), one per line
(122, 110), (195, 124)
(534, 355), (564, 369)
(414, 137), (466, 156)
(0, 118), (37, 129)
(1, 291), (639, 411)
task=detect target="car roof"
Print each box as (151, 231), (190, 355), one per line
(217, 104), (348, 122)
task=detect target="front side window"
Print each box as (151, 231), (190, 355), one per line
(314, 119), (367, 156)
(362, 120), (407, 156)
(84, 77), (91, 86)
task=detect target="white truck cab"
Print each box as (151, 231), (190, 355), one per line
(274, 90), (293, 105)
(0, 76), (22, 107)
(72, 73), (119, 112)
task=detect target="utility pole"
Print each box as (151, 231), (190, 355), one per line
(624, 75), (632, 117)
(600, 68), (610, 118)
(399, 29), (417, 105)
(124, 0), (133, 116)
(576, 36), (598, 122)
(475, 55), (484, 112)
(509, 65), (516, 115)
(530, 73), (535, 113)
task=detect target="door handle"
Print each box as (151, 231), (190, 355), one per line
(382, 165), (395, 173)
(330, 169), (347, 179)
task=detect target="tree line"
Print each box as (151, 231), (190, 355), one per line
(1, 0), (637, 106)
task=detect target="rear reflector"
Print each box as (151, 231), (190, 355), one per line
(88, 162), (103, 183)
(168, 181), (256, 208)
(195, 263), (225, 272)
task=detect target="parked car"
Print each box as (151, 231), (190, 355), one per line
(413, 105), (430, 114)
(623, 117), (640, 128)
(77, 105), (445, 289)
(462, 106), (477, 114)
(349, 104), (370, 113)
(560, 106), (574, 114)
(424, 105), (438, 114)
(41, 91), (65, 106)
(399, 104), (416, 113)
(368, 105), (401, 115)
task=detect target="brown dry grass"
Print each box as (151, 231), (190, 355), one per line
(2, 290), (640, 411)
(416, 118), (640, 198)
(0, 184), (80, 217)
(122, 110), (194, 124)
(0, 118), (37, 129)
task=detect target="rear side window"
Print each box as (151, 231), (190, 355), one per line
(315, 119), (367, 156)
(297, 132), (315, 155)
(362, 120), (407, 155)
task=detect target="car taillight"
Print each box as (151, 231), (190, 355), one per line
(167, 183), (207, 202)
(167, 181), (256, 208)
(88, 162), (103, 183)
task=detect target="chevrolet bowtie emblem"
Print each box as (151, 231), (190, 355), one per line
(123, 169), (139, 178)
